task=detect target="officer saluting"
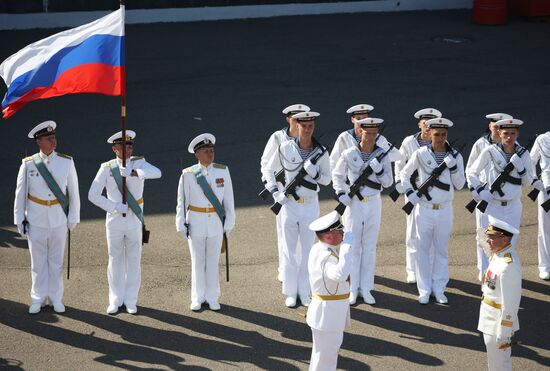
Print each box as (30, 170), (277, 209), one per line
(14, 120), (80, 314)
(176, 133), (235, 311)
(88, 130), (162, 315)
(307, 211), (358, 371)
(478, 216), (522, 371)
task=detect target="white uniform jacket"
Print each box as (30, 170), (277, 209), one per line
(307, 241), (356, 332)
(14, 151), (80, 228)
(466, 134), (494, 185)
(530, 132), (550, 188)
(394, 133), (422, 186)
(401, 146), (465, 204)
(466, 144), (535, 201)
(88, 156), (161, 230)
(332, 146), (393, 198)
(260, 128), (291, 179)
(263, 139), (331, 198)
(329, 129), (400, 171)
(478, 246), (522, 338)
(176, 163), (235, 238)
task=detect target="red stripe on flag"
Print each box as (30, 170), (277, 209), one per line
(2, 63), (124, 119)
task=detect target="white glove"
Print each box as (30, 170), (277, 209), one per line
(224, 228), (232, 238)
(496, 334), (511, 349)
(114, 202), (129, 213)
(342, 231), (353, 245)
(273, 191), (288, 205)
(510, 154), (525, 173)
(119, 165), (133, 177)
(533, 179), (544, 192)
(338, 194), (352, 206)
(179, 225), (189, 238)
(17, 224), (28, 237)
(479, 189), (493, 202)
(395, 182), (405, 194)
(443, 155), (457, 169)
(471, 190), (481, 203)
(134, 168), (146, 180)
(369, 158), (383, 174)
(67, 223), (77, 232)
(407, 192), (420, 205)
(303, 160), (318, 178)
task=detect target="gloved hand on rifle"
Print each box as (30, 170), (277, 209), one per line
(406, 192), (420, 205)
(369, 158), (383, 174)
(510, 154), (525, 173)
(479, 189), (493, 202)
(273, 191), (288, 205)
(471, 189), (481, 203)
(338, 193), (352, 206)
(303, 159), (319, 179)
(532, 179), (544, 192)
(443, 155), (457, 169)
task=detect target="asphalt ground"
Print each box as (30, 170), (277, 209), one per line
(1, 9), (550, 370)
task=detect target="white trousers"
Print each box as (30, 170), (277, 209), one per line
(475, 208), (490, 274)
(309, 328), (343, 371)
(344, 196), (381, 293)
(27, 224), (67, 304)
(538, 192), (550, 274)
(405, 206), (417, 276)
(483, 333), (512, 371)
(188, 234), (223, 303)
(414, 205), (452, 297)
(106, 226), (142, 307)
(280, 200), (319, 298)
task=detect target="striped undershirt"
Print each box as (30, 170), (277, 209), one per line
(504, 152), (514, 162)
(434, 151), (446, 165)
(360, 151), (373, 163)
(418, 138), (431, 147)
(298, 146), (314, 160)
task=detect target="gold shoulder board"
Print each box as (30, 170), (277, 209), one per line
(213, 163), (227, 169)
(57, 152), (72, 159)
(22, 156), (33, 162)
(504, 253), (513, 264)
(130, 156), (143, 161)
(183, 166), (194, 173)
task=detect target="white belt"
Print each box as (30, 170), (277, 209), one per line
(419, 200), (452, 210)
(353, 193), (380, 203)
(489, 198), (518, 207)
(288, 195), (318, 204)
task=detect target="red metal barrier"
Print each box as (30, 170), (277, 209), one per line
(472, 0), (508, 24)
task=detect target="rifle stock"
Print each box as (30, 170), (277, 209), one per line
(527, 188), (539, 202)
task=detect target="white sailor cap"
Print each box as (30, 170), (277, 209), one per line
(496, 118), (523, 129)
(107, 130), (136, 144)
(292, 111), (320, 122)
(188, 133), (216, 154)
(28, 120), (56, 139)
(346, 104), (374, 115)
(486, 113), (512, 122)
(309, 211), (344, 234)
(425, 117), (453, 128)
(357, 117), (384, 128)
(414, 108), (442, 120)
(486, 215), (519, 237)
(282, 104), (310, 116)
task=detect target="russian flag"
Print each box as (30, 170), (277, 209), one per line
(0, 7), (125, 119)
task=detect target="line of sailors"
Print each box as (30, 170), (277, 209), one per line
(14, 121), (234, 315)
(260, 103), (549, 308)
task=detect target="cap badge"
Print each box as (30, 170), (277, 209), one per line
(47, 126), (53, 132)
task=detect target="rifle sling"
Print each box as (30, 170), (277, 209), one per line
(361, 178), (382, 190)
(298, 179), (318, 191)
(433, 179), (451, 192)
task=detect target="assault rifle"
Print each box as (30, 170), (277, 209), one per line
(334, 144), (395, 215)
(402, 143), (465, 215)
(270, 145), (328, 215)
(258, 170), (285, 202)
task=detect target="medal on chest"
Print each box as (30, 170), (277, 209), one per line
(484, 269), (497, 290)
(216, 177), (225, 187)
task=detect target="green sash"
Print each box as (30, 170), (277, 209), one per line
(192, 164), (225, 224)
(32, 154), (69, 216)
(109, 160), (144, 224)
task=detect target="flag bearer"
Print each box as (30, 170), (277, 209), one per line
(88, 130), (161, 315)
(14, 120), (80, 314)
(176, 133), (235, 311)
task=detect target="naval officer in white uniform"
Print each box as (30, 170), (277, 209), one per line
(88, 130), (161, 314)
(176, 133), (235, 311)
(478, 216), (522, 371)
(307, 211), (358, 371)
(14, 120), (80, 314)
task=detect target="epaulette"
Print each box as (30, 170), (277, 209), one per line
(183, 166), (195, 173)
(213, 163), (227, 169)
(504, 253), (513, 264)
(130, 156), (143, 161)
(102, 161), (111, 167)
(57, 152), (72, 159)
(22, 156), (33, 162)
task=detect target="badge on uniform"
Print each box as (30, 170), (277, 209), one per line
(216, 178), (224, 187)
(485, 270), (497, 290)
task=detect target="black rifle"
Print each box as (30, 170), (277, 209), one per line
(473, 136), (536, 213)
(402, 143), (465, 215)
(270, 145), (328, 215)
(390, 138), (458, 203)
(258, 170), (285, 202)
(335, 144), (395, 215)
(541, 196), (550, 213)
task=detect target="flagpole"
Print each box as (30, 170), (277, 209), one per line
(120, 0), (127, 216)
